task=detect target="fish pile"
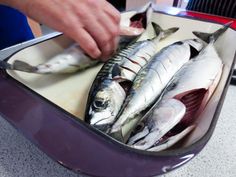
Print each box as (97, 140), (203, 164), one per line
(86, 22), (231, 151)
(0, 3), (231, 152)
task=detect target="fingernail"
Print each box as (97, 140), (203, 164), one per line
(92, 49), (102, 59)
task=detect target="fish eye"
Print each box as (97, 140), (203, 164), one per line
(134, 122), (145, 133)
(93, 100), (108, 109)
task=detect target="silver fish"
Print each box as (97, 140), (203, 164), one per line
(110, 39), (204, 142)
(0, 3), (153, 74)
(85, 23), (179, 132)
(5, 43), (99, 74)
(128, 99), (186, 150)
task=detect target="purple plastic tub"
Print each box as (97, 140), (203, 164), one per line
(0, 8), (236, 177)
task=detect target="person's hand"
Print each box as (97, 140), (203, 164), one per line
(4, 0), (121, 60)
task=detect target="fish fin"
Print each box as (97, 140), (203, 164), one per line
(112, 63), (121, 78)
(117, 80), (133, 94)
(174, 88), (207, 127)
(190, 44), (201, 58)
(11, 60), (38, 73)
(0, 60), (13, 70)
(151, 22), (179, 40)
(192, 21), (233, 43)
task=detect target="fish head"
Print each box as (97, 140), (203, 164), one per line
(128, 99), (186, 150)
(88, 81), (126, 132)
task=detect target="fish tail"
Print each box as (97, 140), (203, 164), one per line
(11, 60), (38, 73)
(0, 60), (13, 70)
(192, 21), (233, 43)
(151, 22), (179, 41)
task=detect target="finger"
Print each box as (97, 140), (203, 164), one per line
(100, 40), (115, 61)
(101, 36), (119, 61)
(83, 15), (115, 58)
(97, 12), (120, 38)
(104, 1), (121, 25)
(66, 27), (101, 59)
(119, 26), (144, 36)
(100, 39), (115, 60)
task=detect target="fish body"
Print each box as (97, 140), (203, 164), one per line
(12, 44), (99, 74)
(85, 23), (179, 132)
(110, 39), (204, 142)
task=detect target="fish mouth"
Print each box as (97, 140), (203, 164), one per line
(90, 116), (111, 125)
(90, 115), (114, 132)
(93, 123), (112, 133)
(128, 126), (150, 145)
